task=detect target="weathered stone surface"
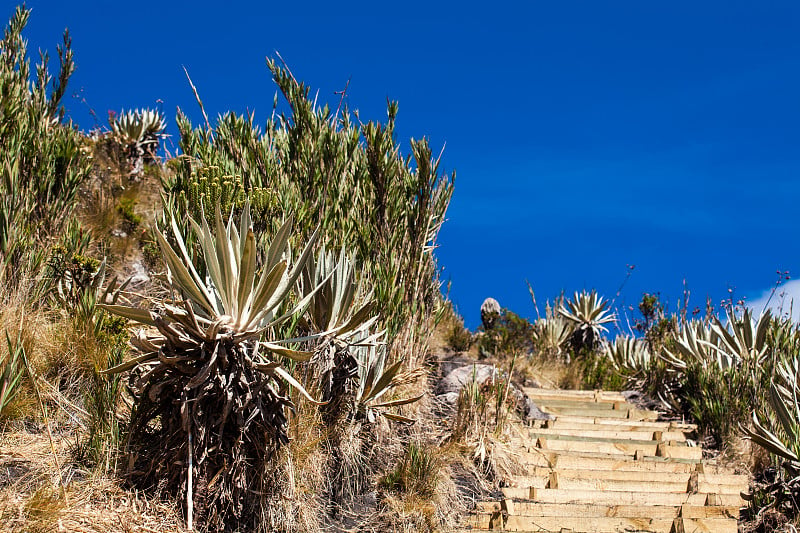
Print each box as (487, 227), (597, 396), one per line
(435, 362), (552, 420)
(436, 364), (498, 395)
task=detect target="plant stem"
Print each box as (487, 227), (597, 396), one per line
(187, 427), (194, 531)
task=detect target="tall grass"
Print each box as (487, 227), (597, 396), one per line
(380, 441), (441, 498)
(0, 329), (24, 421)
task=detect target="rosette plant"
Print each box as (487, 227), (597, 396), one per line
(663, 309), (771, 372)
(101, 202), (324, 531)
(351, 334), (422, 424)
(745, 354), (800, 468)
(744, 354), (800, 514)
(297, 247), (421, 424)
(298, 247), (376, 418)
(559, 290), (616, 351)
(299, 246), (377, 342)
(110, 108), (166, 173)
(604, 335), (652, 377)
(111, 108), (166, 152)
(532, 302), (572, 361)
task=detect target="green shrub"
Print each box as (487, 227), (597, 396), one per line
(681, 361), (756, 446)
(476, 309), (535, 358)
(452, 367), (494, 442)
(80, 315), (127, 472)
(117, 197), (142, 230)
(0, 6), (90, 284)
(140, 238), (160, 269)
(566, 349), (626, 391)
(633, 292), (678, 354)
(169, 165), (275, 233)
(447, 322), (473, 353)
(380, 442), (441, 498)
(439, 304), (472, 352)
(164, 60), (454, 362)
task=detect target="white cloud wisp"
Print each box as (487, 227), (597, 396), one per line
(748, 279), (800, 323)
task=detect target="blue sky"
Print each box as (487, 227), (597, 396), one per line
(15, 1), (800, 328)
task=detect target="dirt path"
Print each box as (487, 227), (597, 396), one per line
(458, 388), (746, 532)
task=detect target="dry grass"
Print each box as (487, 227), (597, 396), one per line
(0, 304), (495, 533)
(75, 138), (166, 291)
(257, 402), (328, 533)
(0, 299), (78, 425)
(371, 459), (462, 533)
(0, 430), (183, 533)
(0, 295), (118, 419)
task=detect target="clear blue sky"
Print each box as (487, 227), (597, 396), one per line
(15, 1), (800, 328)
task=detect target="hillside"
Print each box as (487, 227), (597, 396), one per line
(0, 5), (798, 533)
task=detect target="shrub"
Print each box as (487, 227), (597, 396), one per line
(79, 314), (127, 472)
(633, 292), (678, 354)
(165, 59), (454, 364)
(117, 197), (142, 231)
(380, 442), (441, 498)
(0, 6), (90, 284)
(140, 238), (160, 269)
(101, 204), (329, 531)
(561, 349), (626, 391)
(476, 309), (535, 359)
(437, 304), (469, 353)
(447, 321), (473, 353)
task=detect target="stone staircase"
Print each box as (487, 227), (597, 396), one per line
(459, 388), (747, 532)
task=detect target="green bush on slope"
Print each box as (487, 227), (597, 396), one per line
(164, 60), (454, 361)
(0, 6), (91, 286)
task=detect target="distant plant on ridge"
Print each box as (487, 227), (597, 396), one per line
(559, 290), (616, 351)
(110, 108), (166, 175)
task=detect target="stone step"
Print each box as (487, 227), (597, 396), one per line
(536, 399), (634, 410)
(542, 406), (660, 420)
(518, 467), (746, 486)
(541, 416), (695, 430)
(528, 437), (703, 460)
(523, 388), (627, 402)
(500, 487), (744, 507)
(517, 450), (701, 471)
(466, 513), (737, 532)
(474, 501), (740, 519)
(461, 388), (741, 533)
(536, 418), (695, 436)
(528, 431), (687, 447)
(507, 473), (743, 495)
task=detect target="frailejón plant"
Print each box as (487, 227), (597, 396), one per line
(559, 290), (616, 350)
(100, 202), (324, 530)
